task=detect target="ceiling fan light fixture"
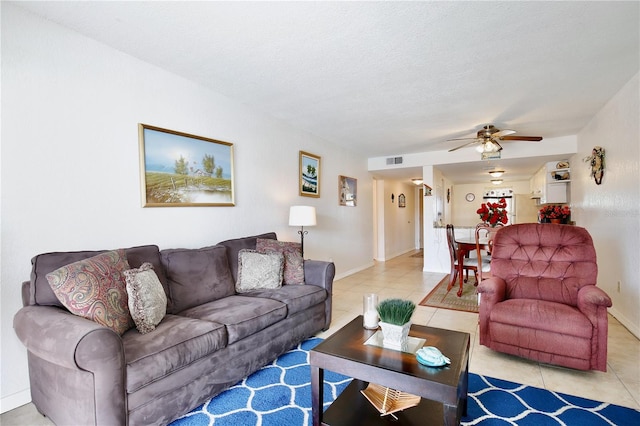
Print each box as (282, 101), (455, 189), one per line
(491, 179), (503, 185)
(489, 170), (504, 178)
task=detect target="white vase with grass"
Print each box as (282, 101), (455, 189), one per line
(376, 299), (415, 351)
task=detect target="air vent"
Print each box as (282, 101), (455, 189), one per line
(386, 156), (403, 165)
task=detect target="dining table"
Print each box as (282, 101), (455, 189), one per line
(449, 236), (489, 297)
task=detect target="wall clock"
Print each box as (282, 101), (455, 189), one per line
(465, 193), (475, 202)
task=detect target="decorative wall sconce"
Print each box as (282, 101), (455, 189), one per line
(584, 146), (605, 185)
(423, 184), (432, 196)
(391, 193), (395, 203)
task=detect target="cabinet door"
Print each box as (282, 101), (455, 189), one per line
(546, 183), (567, 203)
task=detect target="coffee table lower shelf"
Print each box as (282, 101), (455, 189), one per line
(322, 379), (446, 426)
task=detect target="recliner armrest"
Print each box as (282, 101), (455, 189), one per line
(477, 276), (506, 304)
(578, 285), (612, 324)
(578, 285), (612, 308)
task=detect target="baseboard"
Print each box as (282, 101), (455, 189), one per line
(609, 307), (639, 339)
(334, 261), (375, 281)
(1, 389), (31, 414)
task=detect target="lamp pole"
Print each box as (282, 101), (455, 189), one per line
(297, 226), (308, 258)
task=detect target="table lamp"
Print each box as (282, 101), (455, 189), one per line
(288, 206), (316, 258)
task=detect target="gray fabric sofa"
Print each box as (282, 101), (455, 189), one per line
(13, 232), (334, 425)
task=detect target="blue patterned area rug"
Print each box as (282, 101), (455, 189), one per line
(170, 337), (639, 426)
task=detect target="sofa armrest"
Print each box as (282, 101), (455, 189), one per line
(14, 305), (127, 425)
(303, 260), (335, 330)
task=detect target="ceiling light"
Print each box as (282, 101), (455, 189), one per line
(489, 170), (504, 178)
(491, 179), (503, 185)
(411, 178), (423, 185)
(477, 140), (501, 153)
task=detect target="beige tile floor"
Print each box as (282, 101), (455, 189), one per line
(3, 251), (639, 424)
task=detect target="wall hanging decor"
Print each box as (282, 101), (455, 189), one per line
(338, 175), (357, 206)
(299, 151), (321, 197)
(584, 146), (605, 185)
(423, 184), (432, 196)
(398, 194), (406, 208)
(138, 124), (234, 207)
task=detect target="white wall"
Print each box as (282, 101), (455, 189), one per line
(572, 72), (640, 337)
(0, 4), (374, 411)
(376, 179), (416, 260)
(451, 180), (531, 226)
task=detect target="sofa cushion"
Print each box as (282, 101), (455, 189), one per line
(46, 250), (134, 335)
(123, 314), (227, 393)
(179, 295), (287, 344)
(236, 250), (284, 293)
(124, 263), (167, 334)
(240, 284), (327, 316)
(490, 299), (593, 339)
(30, 245), (166, 308)
(161, 245), (235, 313)
(217, 232), (277, 282)
(256, 239), (304, 285)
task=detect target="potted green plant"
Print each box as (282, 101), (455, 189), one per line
(376, 299), (416, 351)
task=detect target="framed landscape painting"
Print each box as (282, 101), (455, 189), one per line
(299, 151), (320, 197)
(138, 124), (235, 207)
(338, 175), (357, 206)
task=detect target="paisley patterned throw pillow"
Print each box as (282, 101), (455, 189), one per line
(46, 249), (134, 335)
(124, 262), (167, 334)
(256, 239), (304, 285)
(236, 249), (284, 293)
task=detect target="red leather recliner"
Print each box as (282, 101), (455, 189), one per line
(477, 223), (612, 371)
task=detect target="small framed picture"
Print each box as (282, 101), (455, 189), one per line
(138, 124), (234, 207)
(299, 151), (321, 197)
(398, 193), (406, 208)
(338, 175), (357, 206)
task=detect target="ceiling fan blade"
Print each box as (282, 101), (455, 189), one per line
(492, 129), (516, 138)
(448, 140), (479, 152)
(499, 135), (543, 141)
(446, 137), (478, 141)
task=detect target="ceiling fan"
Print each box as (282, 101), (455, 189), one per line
(447, 124), (543, 153)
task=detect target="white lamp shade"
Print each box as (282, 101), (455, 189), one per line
(289, 206), (316, 227)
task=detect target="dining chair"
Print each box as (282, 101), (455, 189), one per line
(475, 223), (495, 282)
(446, 224), (478, 297)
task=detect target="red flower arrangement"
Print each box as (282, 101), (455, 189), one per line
(477, 198), (508, 226)
(539, 205), (571, 222)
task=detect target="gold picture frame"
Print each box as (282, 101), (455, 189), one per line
(138, 124), (235, 207)
(299, 151), (320, 197)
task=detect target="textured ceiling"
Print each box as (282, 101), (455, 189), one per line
(13, 1), (639, 182)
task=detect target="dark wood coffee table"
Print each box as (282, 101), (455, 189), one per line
(310, 316), (470, 426)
